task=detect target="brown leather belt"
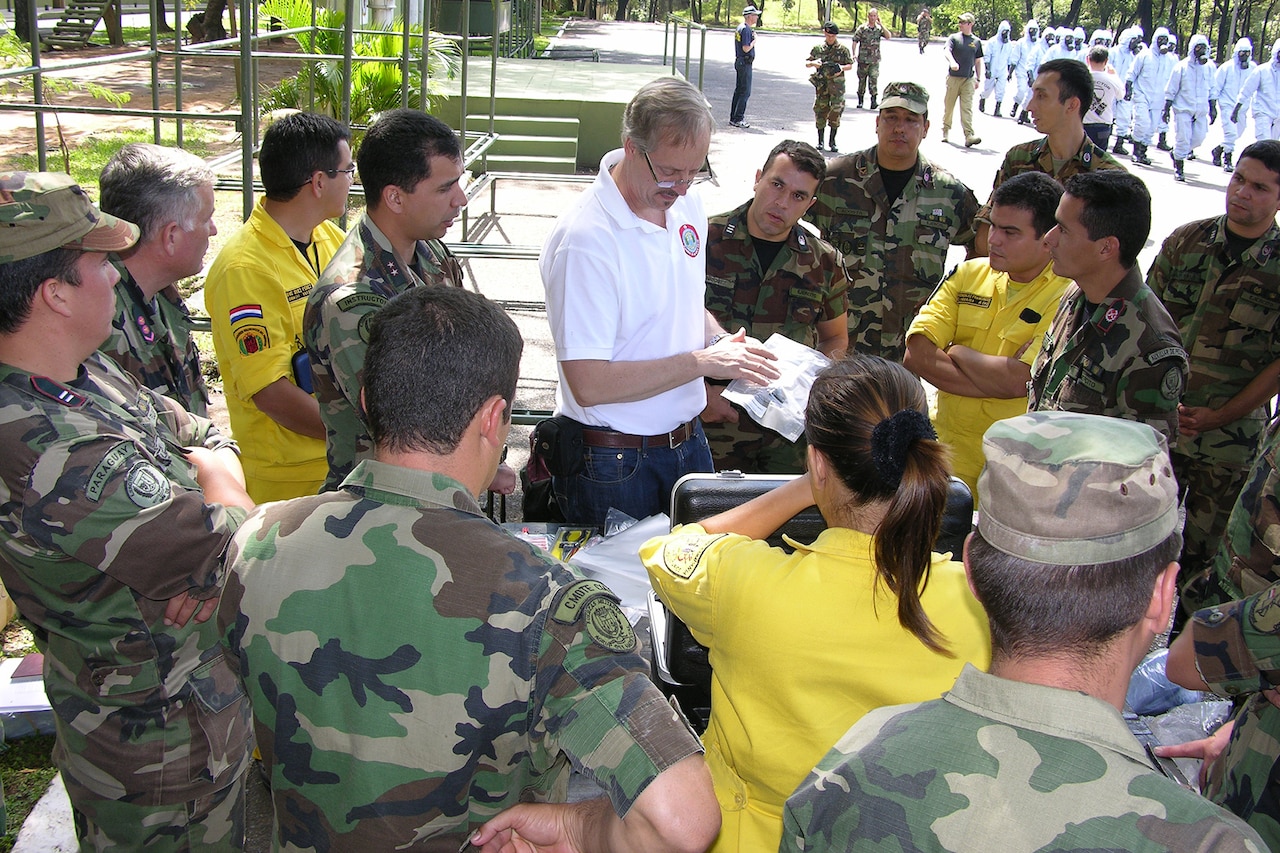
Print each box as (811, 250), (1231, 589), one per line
(581, 420), (697, 450)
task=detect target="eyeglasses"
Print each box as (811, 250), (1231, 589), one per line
(643, 151), (718, 189)
(293, 165), (357, 190)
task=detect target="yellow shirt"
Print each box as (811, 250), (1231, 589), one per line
(641, 524), (991, 853)
(907, 259), (1071, 494)
(205, 200), (346, 501)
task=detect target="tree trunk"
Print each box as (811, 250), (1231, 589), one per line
(15, 0), (31, 43)
(189, 0), (228, 41)
(1138, 0), (1152, 44)
(816, 0), (827, 24)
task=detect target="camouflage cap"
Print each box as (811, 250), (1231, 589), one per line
(977, 412), (1178, 565)
(957, 12), (975, 23)
(0, 172), (138, 264)
(880, 82), (929, 114)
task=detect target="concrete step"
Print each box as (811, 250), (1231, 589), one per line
(464, 114), (580, 138)
(481, 134), (577, 159)
(478, 154), (577, 174)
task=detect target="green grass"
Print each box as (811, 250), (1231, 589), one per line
(0, 735), (57, 853)
(2, 126), (216, 189)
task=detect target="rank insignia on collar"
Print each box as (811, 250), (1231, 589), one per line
(1095, 299), (1123, 333)
(31, 376), (87, 408)
(136, 314), (155, 343)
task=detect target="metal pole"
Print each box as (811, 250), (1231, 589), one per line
(342, 0), (354, 129)
(173, 0), (184, 146)
(419, 0), (430, 109)
(239, 0), (253, 217)
(400, 11), (411, 109)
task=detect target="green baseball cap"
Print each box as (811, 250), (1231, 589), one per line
(977, 412), (1178, 565)
(0, 172), (139, 264)
(880, 81), (929, 114)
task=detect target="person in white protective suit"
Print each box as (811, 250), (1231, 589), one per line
(980, 20), (1016, 116)
(1012, 19), (1043, 125)
(1111, 27), (1145, 154)
(1236, 39), (1280, 142)
(1212, 38), (1256, 171)
(1163, 33), (1216, 182)
(1127, 27), (1178, 164)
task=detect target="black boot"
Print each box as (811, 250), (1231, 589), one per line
(817, 128), (825, 150)
(1157, 131), (1172, 151)
(857, 97), (865, 109)
(1133, 143), (1152, 166)
(1112, 137), (1129, 155)
(828, 127), (838, 153)
(1212, 145), (1223, 167)
(979, 97), (987, 113)
(870, 95), (877, 109)
(994, 104), (1002, 117)
(1223, 151), (1234, 171)
(1017, 109), (1030, 125)
(1174, 158), (1186, 182)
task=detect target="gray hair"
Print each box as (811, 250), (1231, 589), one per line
(621, 77), (714, 152)
(99, 143), (215, 241)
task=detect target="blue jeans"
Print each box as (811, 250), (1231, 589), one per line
(731, 61), (752, 123)
(553, 421), (714, 528)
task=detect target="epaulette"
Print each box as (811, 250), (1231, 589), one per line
(30, 376), (87, 408)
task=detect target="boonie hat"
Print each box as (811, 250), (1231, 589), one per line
(0, 172), (138, 264)
(880, 81), (929, 114)
(977, 412), (1178, 566)
(822, 21), (839, 33)
(958, 12), (975, 23)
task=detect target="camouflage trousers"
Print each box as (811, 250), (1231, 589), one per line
(856, 61), (879, 99)
(1204, 696), (1280, 850)
(705, 414), (807, 475)
(1174, 450), (1250, 612)
(71, 772), (246, 851)
(814, 87), (846, 128)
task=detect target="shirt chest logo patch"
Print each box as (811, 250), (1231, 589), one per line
(680, 223), (701, 257)
(957, 292), (992, 308)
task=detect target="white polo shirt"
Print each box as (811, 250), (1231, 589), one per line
(541, 148), (708, 435)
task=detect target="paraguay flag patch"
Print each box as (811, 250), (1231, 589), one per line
(229, 304), (264, 325)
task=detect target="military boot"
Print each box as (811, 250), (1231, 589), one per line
(1173, 158), (1186, 182)
(1017, 109), (1030, 125)
(1212, 145), (1223, 167)
(1133, 143), (1152, 166)
(817, 128), (825, 150)
(979, 97), (987, 113)
(828, 127), (839, 153)
(870, 95), (877, 109)
(1157, 131), (1172, 151)
(994, 104), (1002, 117)
(1112, 136), (1129, 155)
(1223, 151), (1234, 171)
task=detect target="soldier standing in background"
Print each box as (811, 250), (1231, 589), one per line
(1145, 140), (1280, 615)
(98, 143), (216, 417)
(851, 8), (887, 109)
(916, 6), (931, 53)
(807, 22), (853, 152)
(806, 81), (979, 361)
(703, 140), (849, 473)
(729, 5), (759, 128)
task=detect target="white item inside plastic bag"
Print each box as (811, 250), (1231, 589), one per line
(569, 513), (670, 622)
(721, 333), (831, 442)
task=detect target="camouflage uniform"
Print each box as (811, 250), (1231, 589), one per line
(304, 213), (464, 492)
(805, 146), (980, 360)
(851, 23), (886, 102)
(916, 12), (931, 52)
(1028, 267), (1188, 444)
(809, 41), (853, 128)
(1146, 217), (1280, 588)
(0, 352), (252, 848)
(781, 663), (1267, 852)
(101, 256), (210, 417)
(219, 459), (703, 849)
(1188, 438), (1280, 849)
(704, 200), (849, 473)
(976, 135), (1125, 225)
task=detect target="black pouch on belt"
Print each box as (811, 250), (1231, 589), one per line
(532, 415), (586, 478)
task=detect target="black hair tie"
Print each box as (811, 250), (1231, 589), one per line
(870, 409), (936, 489)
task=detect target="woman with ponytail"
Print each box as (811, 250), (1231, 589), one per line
(640, 354), (991, 853)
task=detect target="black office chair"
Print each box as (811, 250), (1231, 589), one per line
(647, 471), (974, 733)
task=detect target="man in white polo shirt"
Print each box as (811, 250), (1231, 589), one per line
(541, 77), (779, 527)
